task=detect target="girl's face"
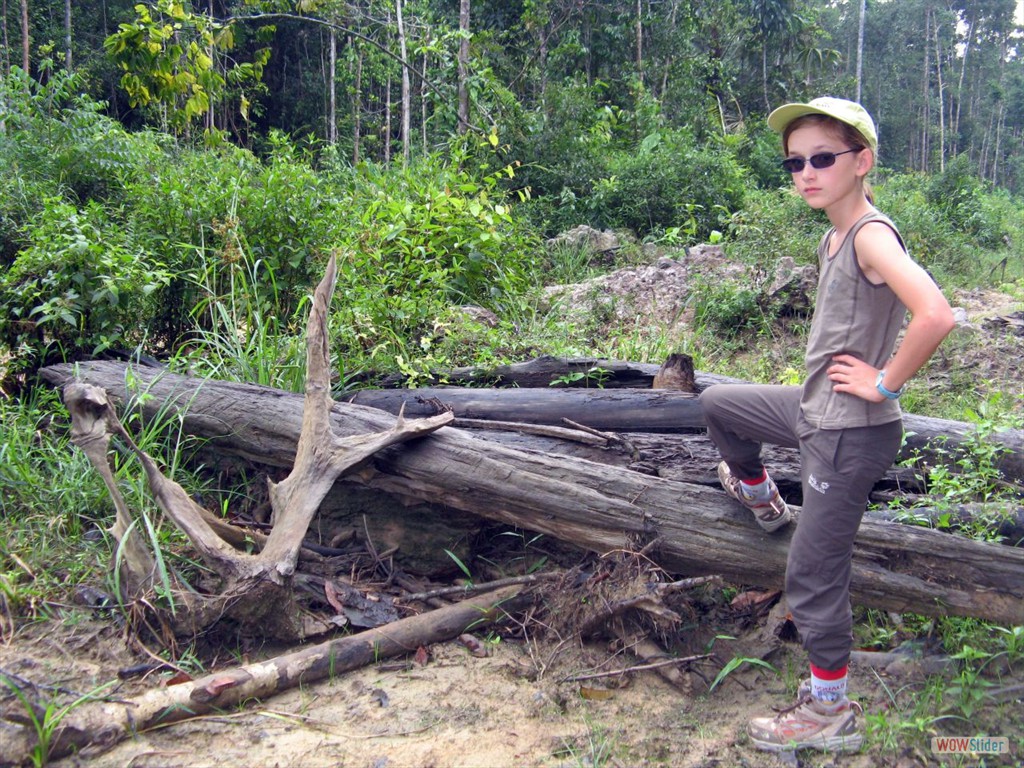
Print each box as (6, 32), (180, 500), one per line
(784, 122), (871, 212)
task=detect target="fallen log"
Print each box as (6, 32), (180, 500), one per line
(40, 361), (1024, 627)
(0, 585), (526, 766)
(343, 385), (1024, 484)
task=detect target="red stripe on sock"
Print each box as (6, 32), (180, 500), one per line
(740, 469), (768, 485)
(810, 664), (848, 681)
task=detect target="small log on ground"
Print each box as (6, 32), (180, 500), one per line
(0, 585), (526, 766)
(40, 361), (1024, 627)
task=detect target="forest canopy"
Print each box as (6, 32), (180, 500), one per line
(4, 0), (1023, 191)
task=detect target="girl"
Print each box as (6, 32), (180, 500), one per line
(698, 97), (955, 753)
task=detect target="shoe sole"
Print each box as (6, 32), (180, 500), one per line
(750, 732), (863, 753)
(716, 462), (792, 533)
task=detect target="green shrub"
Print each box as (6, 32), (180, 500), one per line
(725, 187), (826, 268)
(324, 148), (540, 380)
(0, 198), (170, 384)
(587, 129), (747, 239)
(124, 136), (337, 347)
(0, 65), (145, 204)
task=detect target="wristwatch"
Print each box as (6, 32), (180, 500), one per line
(875, 370), (903, 400)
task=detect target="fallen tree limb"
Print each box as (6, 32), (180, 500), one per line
(40, 362), (1024, 627)
(344, 385), (1024, 484)
(0, 585), (526, 766)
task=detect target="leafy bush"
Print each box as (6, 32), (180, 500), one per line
(0, 198), (170, 384)
(0, 65), (145, 204)
(124, 135), (337, 347)
(322, 148), (540, 380)
(724, 187), (827, 268)
(586, 129), (748, 239)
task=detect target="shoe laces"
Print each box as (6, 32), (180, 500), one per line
(771, 695), (862, 719)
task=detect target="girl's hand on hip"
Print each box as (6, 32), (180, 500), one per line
(827, 354), (886, 403)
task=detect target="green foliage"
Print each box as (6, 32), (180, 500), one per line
(178, 246), (308, 392)
(0, 198), (171, 383)
(0, 675), (117, 768)
(723, 186), (826, 268)
(690, 276), (767, 340)
(325, 146), (539, 379)
(878, 169), (1014, 282)
(589, 129), (746, 239)
(104, 0), (269, 134)
(0, 65), (146, 258)
(123, 136), (337, 347)
(0, 388), (115, 617)
(895, 393), (1023, 542)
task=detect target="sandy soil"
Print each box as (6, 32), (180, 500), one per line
(2, 610), (902, 768)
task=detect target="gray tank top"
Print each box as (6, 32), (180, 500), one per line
(801, 211), (907, 429)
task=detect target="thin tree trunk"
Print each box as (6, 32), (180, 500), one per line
(457, 0), (470, 134)
(953, 15), (972, 155)
(206, 0), (215, 133)
(635, 0), (643, 84)
(328, 29), (337, 146)
(992, 101), (1004, 185)
(2, 0), (9, 80)
(20, 0), (29, 72)
(920, 6), (930, 172)
(659, 0), (679, 99)
(421, 32), (428, 154)
(855, 0), (865, 102)
(396, 0), (410, 164)
(353, 41), (363, 164)
(933, 15), (945, 173)
(63, 0), (71, 70)
(384, 71), (392, 163)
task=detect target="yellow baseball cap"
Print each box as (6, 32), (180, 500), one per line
(767, 97), (878, 150)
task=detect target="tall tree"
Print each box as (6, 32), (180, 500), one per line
(855, 0), (865, 102)
(457, 0), (469, 134)
(20, 0), (29, 72)
(63, 0), (71, 70)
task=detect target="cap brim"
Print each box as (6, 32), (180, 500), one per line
(767, 103), (830, 134)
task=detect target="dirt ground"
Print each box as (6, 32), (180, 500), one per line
(2, 260), (1021, 768)
(0, 602), (963, 768)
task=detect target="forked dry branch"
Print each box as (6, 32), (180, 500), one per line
(60, 254), (453, 641)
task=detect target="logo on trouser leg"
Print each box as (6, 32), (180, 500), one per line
(808, 474), (831, 494)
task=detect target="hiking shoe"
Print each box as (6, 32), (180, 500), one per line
(748, 695), (864, 753)
(717, 461), (792, 532)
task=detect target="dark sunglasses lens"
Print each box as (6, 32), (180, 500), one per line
(809, 152), (839, 169)
(781, 152), (840, 173)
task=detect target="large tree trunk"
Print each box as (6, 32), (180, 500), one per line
(40, 361), (1024, 627)
(342, 384), (1024, 484)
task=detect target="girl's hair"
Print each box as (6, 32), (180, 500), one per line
(783, 114), (875, 203)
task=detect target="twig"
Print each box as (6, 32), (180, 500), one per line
(397, 572), (559, 602)
(562, 418), (639, 458)
(452, 417), (610, 446)
(561, 653), (711, 683)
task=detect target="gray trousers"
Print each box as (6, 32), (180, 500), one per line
(699, 384), (903, 670)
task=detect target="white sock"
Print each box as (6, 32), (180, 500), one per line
(810, 665), (848, 703)
(739, 471), (771, 502)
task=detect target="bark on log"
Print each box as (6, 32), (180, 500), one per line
(343, 385), (1024, 483)
(40, 361), (1024, 627)
(0, 585), (526, 766)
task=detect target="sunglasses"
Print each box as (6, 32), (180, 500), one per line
(781, 148), (860, 174)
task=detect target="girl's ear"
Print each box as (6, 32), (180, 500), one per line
(856, 148), (874, 177)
